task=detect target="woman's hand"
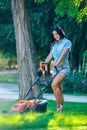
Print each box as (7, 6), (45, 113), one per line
(51, 60), (60, 68)
(40, 61), (45, 68)
(40, 61), (45, 64)
(51, 62), (57, 68)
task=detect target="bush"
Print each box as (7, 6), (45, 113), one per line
(40, 71), (87, 94)
(63, 71), (87, 94)
(0, 52), (17, 70)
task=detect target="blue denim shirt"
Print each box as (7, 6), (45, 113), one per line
(51, 38), (72, 63)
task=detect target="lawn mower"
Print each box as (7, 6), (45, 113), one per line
(8, 62), (57, 114)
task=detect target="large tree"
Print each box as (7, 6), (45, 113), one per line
(11, 0), (40, 99)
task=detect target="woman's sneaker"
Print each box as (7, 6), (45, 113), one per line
(57, 105), (63, 113)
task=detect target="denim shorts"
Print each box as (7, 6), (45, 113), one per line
(52, 64), (70, 76)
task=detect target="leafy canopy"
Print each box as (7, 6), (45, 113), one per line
(36, 0), (87, 22)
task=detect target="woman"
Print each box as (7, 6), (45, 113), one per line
(42, 26), (72, 112)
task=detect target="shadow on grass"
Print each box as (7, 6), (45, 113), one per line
(0, 112), (54, 130)
(0, 100), (87, 130)
(0, 111), (87, 130)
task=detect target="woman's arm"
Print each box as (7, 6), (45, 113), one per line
(45, 51), (52, 63)
(54, 48), (69, 66)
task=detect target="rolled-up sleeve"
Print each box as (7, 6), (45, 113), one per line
(64, 40), (72, 52)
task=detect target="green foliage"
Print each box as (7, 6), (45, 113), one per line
(37, 0), (87, 22)
(83, 50), (87, 62)
(63, 72), (87, 94)
(36, 0), (48, 3)
(0, 51), (17, 69)
(77, 6), (87, 22)
(0, 0), (16, 56)
(75, 0), (87, 22)
(0, 24), (16, 55)
(0, 0), (10, 10)
(54, 0), (87, 22)
(29, 0), (55, 61)
(0, 51), (9, 69)
(28, 0), (87, 72)
(0, 9), (16, 55)
(0, 0), (86, 73)
(55, 0), (78, 18)
(74, 0), (83, 7)
(4, 53), (17, 69)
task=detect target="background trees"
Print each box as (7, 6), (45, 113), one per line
(0, 0), (87, 71)
(0, 0), (16, 69)
(0, 0), (87, 97)
(35, 0), (87, 72)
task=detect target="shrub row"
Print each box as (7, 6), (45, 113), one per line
(44, 72), (87, 94)
(63, 72), (87, 94)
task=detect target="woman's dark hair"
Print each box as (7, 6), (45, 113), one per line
(50, 26), (65, 43)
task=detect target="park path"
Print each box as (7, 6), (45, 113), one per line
(0, 83), (87, 103)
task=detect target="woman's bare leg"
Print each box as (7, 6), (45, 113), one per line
(52, 72), (66, 112)
(58, 83), (64, 105)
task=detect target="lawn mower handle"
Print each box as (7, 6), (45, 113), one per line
(40, 62), (50, 65)
(24, 63), (50, 99)
(24, 62), (50, 99)
(54, 66), (58, 72)
(34, 66), (58, 101)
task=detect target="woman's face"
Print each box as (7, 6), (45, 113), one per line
(52, 31), (61, 42)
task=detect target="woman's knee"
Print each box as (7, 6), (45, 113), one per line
(51, 82), (56, 90)
(51, 81), (61, 90)
(51, 82), (59, 90)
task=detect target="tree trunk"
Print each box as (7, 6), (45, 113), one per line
(11, 0), (40, 99)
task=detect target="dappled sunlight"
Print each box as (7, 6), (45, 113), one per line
(0, 111), (53, 129)
(0, 114), (23, 125)
(25, 112), (41, 122)
(63, 115), (87, 126)
(47, 113), (87, 129)
(0, 111), (87, 130)
(0, 114), (23, 130)
(0, 100), (87, 129)
(47, 126), (87, 130)
(47, 113), (63, 128)
(0, 112), (41, 125)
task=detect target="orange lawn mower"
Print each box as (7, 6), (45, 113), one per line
(8, 62), (58, 114)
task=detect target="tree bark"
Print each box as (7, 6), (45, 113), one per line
(11, 0), (40, 99)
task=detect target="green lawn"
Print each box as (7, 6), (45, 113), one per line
(0, 75), (18, 83)
(0, 74), (87, 129)
(0, 100), (87, 130)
